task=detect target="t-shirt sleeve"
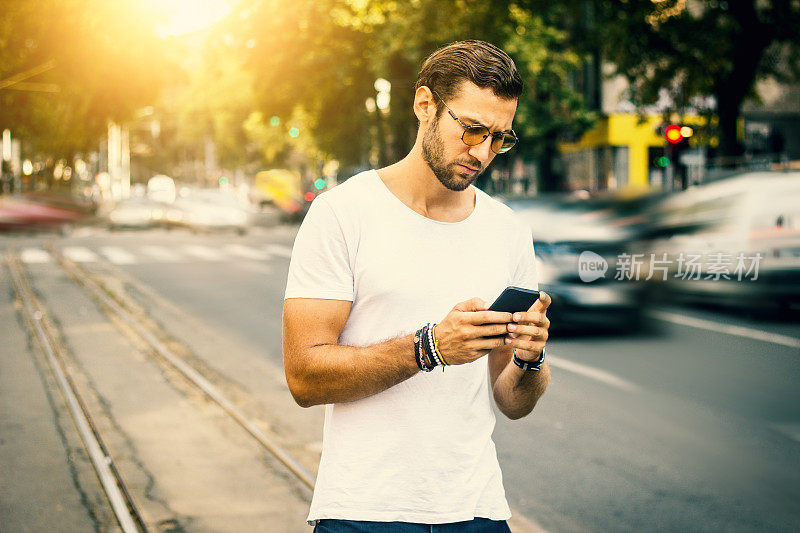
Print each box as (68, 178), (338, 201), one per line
(284, 197), (354, 301)
(510, 222), (539, 291)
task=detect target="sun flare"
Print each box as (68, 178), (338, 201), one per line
(152, 0), (233, 37)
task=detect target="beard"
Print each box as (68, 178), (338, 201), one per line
(422, 116), (483, 192)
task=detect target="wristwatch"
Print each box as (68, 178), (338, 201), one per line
(512, 348), (546, 372)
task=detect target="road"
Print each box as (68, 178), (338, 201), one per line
(2, 225), (798, 532)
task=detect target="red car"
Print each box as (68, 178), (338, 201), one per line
(0, 192), (93, 231)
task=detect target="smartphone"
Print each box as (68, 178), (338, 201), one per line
(488, 286), (540, 314)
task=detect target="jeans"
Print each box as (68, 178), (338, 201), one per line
(313, 517), (511, 533)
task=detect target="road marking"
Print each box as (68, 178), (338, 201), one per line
(223, 244), (270, 261)
(769, 422), (800, 443)
(548, 356), (641, 392)
(648, 310), (800, 349)
(99, 246), (137, 265)
(508, 507), (549, 533)
(181, 245), (225, 261)
(236, 262), (273, 274)
(20, 248), (52, 264)
(265, 244), (293, 258)
(140, 245), (182, 262)
(62, 246), (99, 263)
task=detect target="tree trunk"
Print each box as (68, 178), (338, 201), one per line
(538, 130), (563, 192)
(714, 2), (775, 162)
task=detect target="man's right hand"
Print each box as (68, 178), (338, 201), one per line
(433, 298), (513, 366)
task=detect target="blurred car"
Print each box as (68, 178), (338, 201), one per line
(0, 192), (92, 232)
(645, 171), (800, 313)
(147, 174), (176, 204)
(502, 194), (650, 331)
(251, 169), (315, 222)
(170, 189), (251, 234)
(107, 197), (168, 230)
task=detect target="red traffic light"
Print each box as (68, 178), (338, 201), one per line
(665, 124), (683, 144)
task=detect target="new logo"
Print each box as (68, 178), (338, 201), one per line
(578, 251), (608, 282)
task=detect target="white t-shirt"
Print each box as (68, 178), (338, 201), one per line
(284, 170), (538, 524)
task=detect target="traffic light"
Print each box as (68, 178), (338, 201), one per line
(663, 124), (694, 144)
(657, 123), (695, 191)
(314, 178), (326, 190)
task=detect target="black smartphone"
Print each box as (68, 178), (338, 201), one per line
(488, 286), (540, 314)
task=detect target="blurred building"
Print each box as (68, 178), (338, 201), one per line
(558, 60), (800, 193)
(741, 79), (800, 162)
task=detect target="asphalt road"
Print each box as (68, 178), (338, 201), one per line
(2, 225), (798, 532)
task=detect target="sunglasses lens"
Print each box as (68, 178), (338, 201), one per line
(462, 126), (490, 146)
(493, 133), (517, 154)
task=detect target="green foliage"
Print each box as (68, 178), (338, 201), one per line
(235, 0), (595, 174)
(584, 0), (800, 156)
(504, 6), (596, 157)
(0, 0), (177, 157)
(235, 0), (377, 168)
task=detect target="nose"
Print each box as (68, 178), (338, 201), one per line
(467, 136), (494, 166)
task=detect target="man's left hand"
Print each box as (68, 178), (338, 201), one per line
(504, 290), (551, 361)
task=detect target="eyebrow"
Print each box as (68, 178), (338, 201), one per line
(459, 114), (513, 133)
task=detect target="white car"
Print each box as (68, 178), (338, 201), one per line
(646, 171), (800, 312)
(171, 189), (252, 234)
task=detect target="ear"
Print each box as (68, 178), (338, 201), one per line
(413, 86), (438, 125)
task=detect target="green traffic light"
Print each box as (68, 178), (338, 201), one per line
(314, 178), (326, 190)
(656, 156), (670, 168)
(270, 116), (280, 127)
(289, 127), (300, 138)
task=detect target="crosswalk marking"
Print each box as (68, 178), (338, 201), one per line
(17, 243), (294, 265)
(223, 244), (270, 261)
(62, 246), (99, 263)
(265, 244), (293, 258)
(181, 245), (226, 261)
(100, 246), (137, 265)
(236, 262), (273, 275)
(140, 245), (182, 262)
(20, 248), (52, 264)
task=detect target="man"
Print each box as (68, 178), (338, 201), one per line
(283, 40), (551, 532)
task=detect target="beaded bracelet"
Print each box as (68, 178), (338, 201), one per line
(430, 324), (448, 366)
(414, 323), (448, 372)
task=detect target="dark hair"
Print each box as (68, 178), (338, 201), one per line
(414, 40), (523, 116)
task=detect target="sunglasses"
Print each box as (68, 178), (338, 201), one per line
(432, 90), (518, 154)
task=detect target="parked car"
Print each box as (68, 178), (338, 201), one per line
(107, 197), (168, 230)
(251, 169), (315, 222)
(645, 171), (800, 313)
(170, 189), (251, 234)
(502, 194), (651, 331)
(147, 174), (176, 204)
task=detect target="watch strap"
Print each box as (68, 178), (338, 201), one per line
(512, 347), (545, 371)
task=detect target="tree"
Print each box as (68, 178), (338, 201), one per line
(586, 0), (800, 160)
(234, 0), (378, 171)
(0, 0), (176, 159)
(239, 0), (596, 189)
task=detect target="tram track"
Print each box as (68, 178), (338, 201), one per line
(6, 250), (149, 533)
(6, 246), (316, 531)
(46, 244), (317, 491)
